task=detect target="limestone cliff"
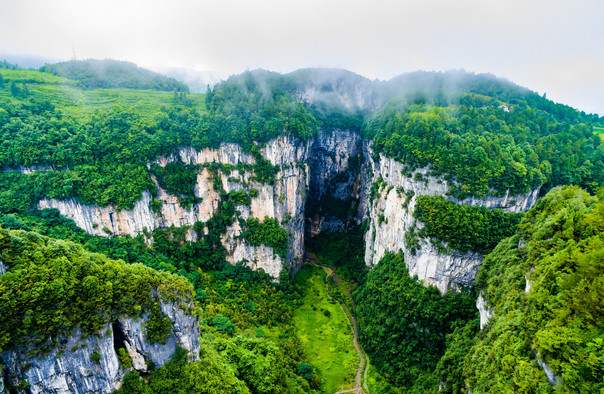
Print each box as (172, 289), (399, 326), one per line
(0, 298), (199, 394)
(33, 132), (540, 290)
(38, 135), (309, 277)
(306, 129), (365, 235)
(363, 147), (540, 294)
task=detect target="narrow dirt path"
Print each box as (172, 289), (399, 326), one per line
(305, 252), (370, 394)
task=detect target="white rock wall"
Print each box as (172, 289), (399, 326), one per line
(37, 135), (310, 277)
(476, 293), (494, 329)
(2, 323), (122, 394)
(364, 147), (540, 294)
(1, 299), (200, 393)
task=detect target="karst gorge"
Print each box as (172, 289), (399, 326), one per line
(0, 61), (602, 393)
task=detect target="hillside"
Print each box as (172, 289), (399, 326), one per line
(40, 59), (189, 92)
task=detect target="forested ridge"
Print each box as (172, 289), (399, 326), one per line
(40, 59), (189, 92)
(0, 62), (603, 393)
(356, 186), (604, 392)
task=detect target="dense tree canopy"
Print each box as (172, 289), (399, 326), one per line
(465, 186), (604, 392)
(0, 227), (194, 353)
(356, 252), (478, 391)
(40, 59), (189, 92)
(365, 102), (602, 198)
(414, 195), (521, 254)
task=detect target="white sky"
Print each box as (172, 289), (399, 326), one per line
(1, 0), (603, 115)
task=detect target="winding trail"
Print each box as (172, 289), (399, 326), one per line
(305, 252), (370, 394)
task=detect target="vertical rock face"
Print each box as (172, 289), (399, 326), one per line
(3, 323), (121, 394)
(363, 147), (540, 293)
(37, 136), (310, 277)
(33, 133), (539, 289)
(306, 129), (365, 235)
(117, 300), (200, 371)
(476, 294), (494, 329)
(1, 300), (200, 394)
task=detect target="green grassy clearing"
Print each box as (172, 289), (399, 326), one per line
(594, 126), (604, 141)
(294, 264), (358, 393)
(0, 69), (206, 121)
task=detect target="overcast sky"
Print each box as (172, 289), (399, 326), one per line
(1, 0), (603, 115)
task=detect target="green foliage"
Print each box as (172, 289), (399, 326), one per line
(296, 363), (314, 380)
(208, 314), (236, 335)
(434, 319), (479, 393)
(414, 195), (521, 254)
(150, 161), (201, 208)
(116, 346), (250, 393)
(0, 211), (318, 392)
(0, 227), (193, 353)
(250, 144), (280, 184)
(40, 59), (189, 92)
(466, 186), (604, 392)
(117, 347), (133, 369)
(404, 223), (420, 256)
(145, 305), (173, 344)
(241, 217), (289, 258)
(365, 103), (603, 198)
(206, 70), (319, 147)
(293, 265), (358, 392)
(305, 226), (368, 284)
(356, 252), (478, 390)
(90, 352), (102, 364)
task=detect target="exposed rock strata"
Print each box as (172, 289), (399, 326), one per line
(2, 323), (121, 394)
(476, 294), (494, 329)
(306, 129), (364, 235)
(34, 133), (540, 289)
(364, 148), (540, 293)
(38, 136), (309, 277)
(1, 300), (199, 394)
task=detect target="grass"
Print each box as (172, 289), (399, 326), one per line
(0, 68), (207, 122)
(594, 126), (604, 142)
(366, 363), (403, 394)
(294, 264), (358, 393)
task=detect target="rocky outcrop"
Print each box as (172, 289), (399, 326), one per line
(476, 294), (494, 329)
(364, 148), (540, 293)
(306, 130), (364, 235)
(117, 300), (199, 372)
(1, 300), (200, 393)
(38, 135), (310, 277)
(32, 133), (540, 288)
(2, 323), (121, 394)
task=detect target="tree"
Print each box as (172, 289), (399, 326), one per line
(10, 81), (20, 96)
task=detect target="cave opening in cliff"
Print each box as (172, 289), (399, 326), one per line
(112, 321), (128, 355)
(304, 131), (367, 239)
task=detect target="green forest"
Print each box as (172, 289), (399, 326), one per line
(356, 186), (604, 392)
(0, 62), (603, 393)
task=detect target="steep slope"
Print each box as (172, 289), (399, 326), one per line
(1, 66), (601, 286)
(0, 228), (200, 392)
(38, 136), (310, 277)
(363, 148), (539, 293)
(464, 186), (604, 392)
